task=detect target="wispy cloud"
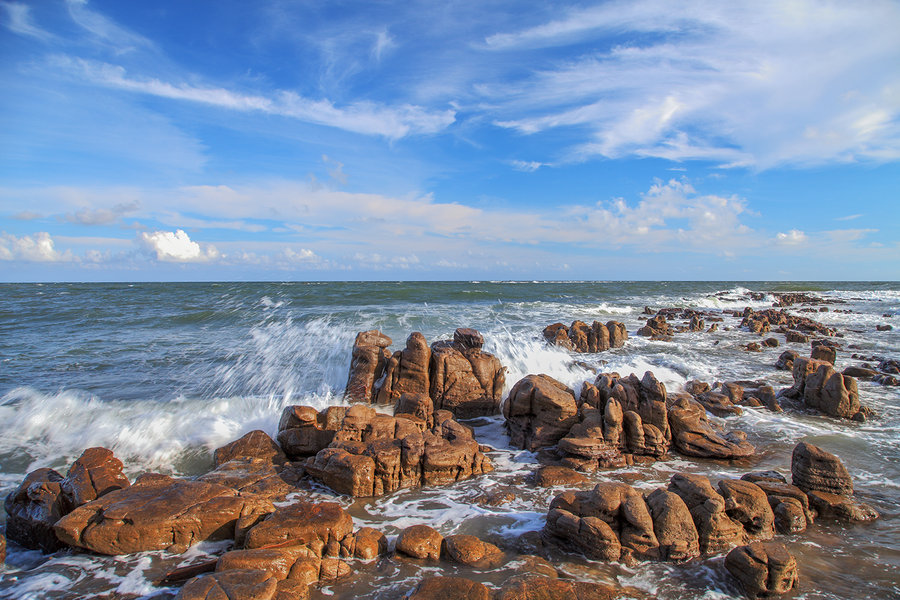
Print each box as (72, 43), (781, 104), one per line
(64, 0), (154, 53)
(836, 214), (863, 221)
(64, 201), (139, 225)
(776, 229), (808, 245)
(1, 2), (55, 41)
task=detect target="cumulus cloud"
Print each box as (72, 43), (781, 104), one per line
(776, 230), (808, 245)
(281, 247), (318, 263)
(139, 229), (220, 262)
(0, 232), (75, 262)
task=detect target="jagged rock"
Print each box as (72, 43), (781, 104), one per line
(783, 358), (863, 419)
(785, 331), (809, 344)
(376, 332), (432, 403)
(243, 500), (353, 554)
(717, 480), (775, 540)
(544, 506), (621, 561)
(685, 380), (711, 396)
(395, 392), (435, 427)
(807, 490), (879, 522)
(668, 474), (747, 554)
(441, 534), (504, 568)
(215, 431), (286, 467)
(345, 330), (393, 403)
(54, 473), (273, 555)
(811, 340), (837, 365)
(276, 405), (339, 459)
(543, 320), (627, 352)
(774, 350), (798, 371)
(791, 442), (853, 496)
(667, 397), (755, 459)
(408, 576), (492, 600)
(644, 488), (700, 561)
(696, 391), (743, 417)
(505, 374), (579, 451)
(543, 323), (574, 350)
(638, 315), (673, 338)
(429, 333), (505, 418)
(725, 541), (799, 598)
(751, 480), (814, 532)
(533, 465), (590, 487)
(396, 524), (443, 560)
(3, 468), (67, 552)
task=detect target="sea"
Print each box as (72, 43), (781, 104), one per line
(0, 281), (897, 600)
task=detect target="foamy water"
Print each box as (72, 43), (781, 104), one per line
(0, 281), (898, 599)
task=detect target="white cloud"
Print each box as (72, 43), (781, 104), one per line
(1, 2), (54, 41)
(836, 214), (863, 221)
(510, 160), (545, 172)
(54, 56), (455, 139)
(0, 232), (75, 262)
(64, 0), (154, 53)
(776, 229), (808, 245)
(281, 248), (318, 263)
(139, 229), (220, 263)
(64, 201), (139, 225)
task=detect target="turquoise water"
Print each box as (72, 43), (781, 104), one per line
(0, 281), (898, 599)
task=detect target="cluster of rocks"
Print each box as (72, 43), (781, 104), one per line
(638, 308), (721, 338)
(278, 396), (493, 497)
(541, 441), (875, 579)
(843, 355), (900, 386)
(503, 370), (755, 471)
(542, 320), (628, 353)
(779, 355), (870, 421)
(740, 308), (837, 338)
(345, 328), (506, 419)
(685, 380), (782, 415)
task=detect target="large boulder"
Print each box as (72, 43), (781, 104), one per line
(344, 330), (393, 403)
(717, 479), (775, 541)
(376, 332), (432, 403)
(668, 474), (747, 554)
(408, 576), (492, 600)
(214, 431), (286, 467)
(644, 488), (700, 561)
(667, 397), (755, 459)
(4, 468), (68, 552)
(243, 500), (353, 554)
(197, 458), (301, 502)
(176, 569), (278, 600)
(54, 473), (273, 555)
(504, 374), (579, 451)
(495, 575), (621, 600)
(441, 534), (504, 568)
(724, 541), (799, 598)
(276, 405), (340, 459)
(396, 524), (443, 560)
(791, 442), (853, 496)
(429, 332), (505, 418)
(784, 357), (864, 419)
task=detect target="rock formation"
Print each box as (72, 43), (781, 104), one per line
(781, 357), (867, 420)
(725, 541), (799, 598)
(542, 320), (628, 352)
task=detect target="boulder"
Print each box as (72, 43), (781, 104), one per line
(344, 330), (392, 403)
(807, 490), (879, 522)
(276, 405), (338, 459)
(724, 541), (799, 598)
(4, 468), (68, 552)
(696, 391), (743, 417)
(785, 357), (863, 419)
(543, 320), (626, 353)
(644, 488), (700, 561)
(243, 500), (353, 553)
(441, 534), (504, 568)
(717, 480), (775, 540)
(198, 458), (301, 502)
(214, 431), (286, 467)
(0, 532), (5, 564)
(376, 332), (432, 403)
(637, 315), (673, 338)
(349, 527), (388, 560)
(429, 336), (505, 418)
(810, 341), (836, 365)
(785, 331), (809, 344)
(667, 397), (755, 459)
(176, 569), (278, 600)
(533, 465), (590, 487)
(791, 442), (853, 496)
(54, 473), (273, 555)
(504, 374), (579, 451)
(544, 506), (621, 561)
(774, 350), (798, 371)
(668, 474), (747, 554)
(395, 392), (435, 427)
(408, 576), (492, 600)
(495, 575), (620, 600)
(396, 524), (443, 560)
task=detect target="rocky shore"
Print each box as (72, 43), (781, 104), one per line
(2, 292), (895, 599)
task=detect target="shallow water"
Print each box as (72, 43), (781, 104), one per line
(0, 281), (898, 599)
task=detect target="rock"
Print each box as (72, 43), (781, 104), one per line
(441, 534), (504, 568)
(0, 532), (5, 564)
(408, 576), (492, 600)
(350, 527), (388, 560)
(752, 481), (814, 531)
(504, 374), (579, 451)
(376, 332), (431, 403)
(453, 327), (484, 349)
(762, 338), (779, 348)
(638, 315), (673, 338)
(791, 442), (853, 496)
(544, 320), (626, 353)
(876, 324), (893, 331)
(785, 331), (809, 344)
(176, 569), (278, 600)
(544, 506), (621, 562)
(842, 366), (878, 379)
(345, 330), (393, 403)
(807, 490), (879, 522)
(242, 500), (352, 556)
(696, 391), (743, 417)
(198, 458), (300, 502)
(495, 575), (620, 600)
(429, 336), (505, 418)
(54, 473), (272, 555)
(395, 392), (435, 426)
(396, 524), (443, 560)
(725, 541), (799, 598)
(774, 350), (798, 371)
(276, 406), (338, 459)
(717, 480), (775, 540)
(304, 447), (376, 497)
(667, 397), (755, 459)
(685, 380), (711, 396)
(214, 431), (286, 467)
(608, 321), (628, 348)
(811, 341), (836, 365)
(543, 323), (575, 350)
(644, 488), (700, 561)
(668, 474), (747, 554)
(786, 358), (862, 419)
(741, 471), (786, 484)
(4, 467), (68, 552)
(533, 465), (590, 487)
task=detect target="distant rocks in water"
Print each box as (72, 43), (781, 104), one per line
(876, 324), (892, 331)
(281, 399), (492, 497)
(774, 350), (798, 371)
(741, 308), (836, 337)
(725, 541), (799, 598)
(542, 319), (628, 352)
(637, 314), (674, 339)
(345, 328), (506, 419)
(684, 380), (780, 414)
(504, 370), (755, 467)
(780, 356), (870, 420)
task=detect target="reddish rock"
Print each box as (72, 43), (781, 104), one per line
(344, 330), (393, 403)
(785, 331), (809, 344)
(349, 527), (388, 560)
(725, 541), (799, 598)
(667, 397), (755, 459)
(807, 490), (878, 522)
(198, 458), (300, 502)
(408, 576), (492, 600)
(504, 374), (579, 451)
(243, 500), (353, 553)
(441, 534), (504, 568)
(376, 332), (432, 403)
(638, 315), (673, 338)
(644, 488), (700, 561)
(668, 474), (747, 554)
(276, 405), (337, 459)
(533, 465), (590, 487)
(395, 392), (435, 427)
(696, 391), (743, 417)
(176, 569), (278, 600)
(495, 575), (620, 600)
(4, 468), (68, 552)
(784, 357), (863, 419)
(0, 532), (5, 564)
(430, 338), (505, 418)
(717, 479), (775, 540)
(791, 442), (853, 496)
(544, 506), (621, 561)
(214, 431), (286, 467)
(54, 474), (273, 555)
(810, 341), (837, 365)
(774, 350), (798, 371)
(396, 524), (443, 560)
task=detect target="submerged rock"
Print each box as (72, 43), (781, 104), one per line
(408, 576), (492, 600)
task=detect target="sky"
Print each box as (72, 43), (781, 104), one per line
(1, 0), (899, 281)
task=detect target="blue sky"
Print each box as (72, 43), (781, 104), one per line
(1, 0), (898, 281)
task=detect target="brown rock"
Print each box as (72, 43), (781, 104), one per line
(430, 339), (505, 418)
(774, 350), (798, 371)
(791, 442), (853, 496)
(395, 392), (434, 427)
(644, 488), (700, 561)
(54, 474), (271, 555)
(344, 330), (392, 403)
(441, 534), (504, 568)
(607, 321), (628, 348)
(408, 576), (492, 600)
(544, 507), (621, 561)
(243, 500), (353, 552)
(376, 332), (431, 403)
(198, 458), (300, 502)
(504, 374), (578, 451)
(668, 474), (747, 554)
(533, 465), (590, 487)
(396, 524), (443, 560)
(696, 391), (743, 417)
(810, 341), (836, 364)
(725, 541), (799, 598)
(214, 431), (286, 467)
(350, 527), (388, 560)
(807, 490), (879, 522)
(4, 468), (68, 552)
(305, 447), (376, 497)
(667, 397), (755, 459)
(276, 406), (336, 458)
(752, 480), (814, 529)
(176, 569), (278, 600)
(453, 327), (484, 349)
(842, 366), (878, 379)
(717, 480), (775, 540)
(0, 532), (5, 564)
(496, 575), (620, 600)
(543, 323), (575, 350)
(217, 547), (308, 581)
(785, 331), (809, 344)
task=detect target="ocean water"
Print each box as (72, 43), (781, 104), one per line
(0, 281), (898, 599)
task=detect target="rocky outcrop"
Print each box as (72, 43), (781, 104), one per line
(407, 576), (492, 600)
(637, 315), (673, 339)
(668, 474), (748, 554)
(542, 320), (628, 353)
(774, 350), (798, 371)
(504, 374), (579, 451)
(667, 396), (755, 459)
(791, 442), (878, 522)
(742, 308), (836, 337)
(644, 488), (700, 561)
(295, 401), (492, 497)
(781, 357), (867, 420)
(725, 541), (799, 598)
(345, 328), (506, 418)
(54, 473), (273, 555)
(243, 500), (353, 553)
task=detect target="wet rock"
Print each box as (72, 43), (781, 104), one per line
(791, 442), (853, 496)
(243, 499), (352, 556)
(396, 524), (443, 560)
(725, 541), (799, 598)
(441, 534), (504, 568)
(762, 338), (779, 348)
(668, 474), (747, 554)
(774, 350), (798, 371)
(349, 526), (388, 560)
(696, 391), (743, 417)
(0, 532), (5, 564)
(785, 331), (809, 344)
(408, 576), (491, 600)
(807, 490), (879, 522)
(544, 506), (621, 561)
(717, 480), (775, 540)
(176, 569), (278, 600)
(395, 392), (435, 427)
(644, 488), (700, 561)
(741, 471), (786, 484)
(276, 405), (338, 459)
(811, 340), (837, 365)
(533, 465), (590, 487)
(214, 431), (286, 467)
(344, 330), (393, 403)
(429, 334), (505, 418)
(876, 324), (893, 331)
(638, 315), (673, 338)
(495, 575), (621, 600)
(376, 332), (432, 403)
(55, 473), (273, 555)
(4, 468), (68, 552)
(667, 397), (755, 459)
(784, 357), (864, 419)
(505, 374), (579, 451)
(543, 323), (575, 350)
(842, 366), (878, 379)
(453, 327), (484, 349)
(198, 458), (301, 502)
(752, 481), (814, 530)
